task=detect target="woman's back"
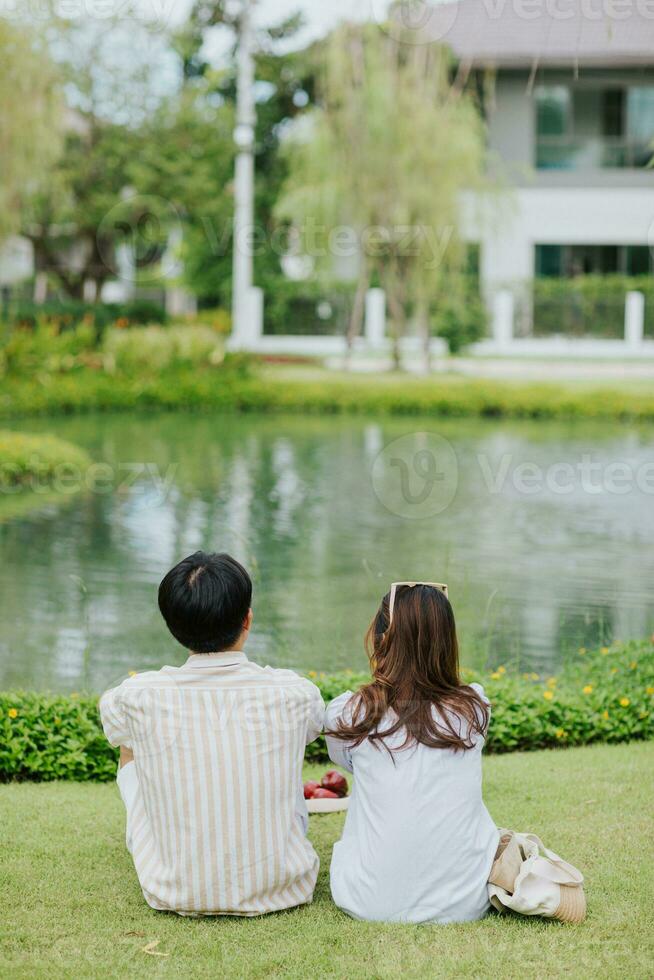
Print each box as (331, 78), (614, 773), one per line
(326, 684), (498, 924)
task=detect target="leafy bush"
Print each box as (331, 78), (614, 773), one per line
(103, 325), (225, 375)
(185, 307), (232, 336)
(0, 323), (231, 381)
(263, 279), (356, 337)
(0, 321), (99, 377)
(2, 642), (652, 781)
(4, 299), (168, 337)
(0, 431), (91, 490)
(432, 291), (488, 354)
(532, 275), (654, 339)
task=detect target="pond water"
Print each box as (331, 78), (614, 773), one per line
(1, 412), (653, 693)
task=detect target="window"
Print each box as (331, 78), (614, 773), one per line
(535, 244), (653, 278)
(535, 84), (654, 170)
(536, 86), (571, 138)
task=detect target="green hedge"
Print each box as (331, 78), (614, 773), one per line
(1, 641), (652, 781)
(3, 299), (168, 337)
(533, 276), (654, 339)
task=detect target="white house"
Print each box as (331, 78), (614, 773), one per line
(425, 0), (654, 329)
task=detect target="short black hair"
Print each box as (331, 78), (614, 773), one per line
(158, 552), (252, 653)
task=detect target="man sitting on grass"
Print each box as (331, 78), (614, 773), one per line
(100, 551), (324, 916)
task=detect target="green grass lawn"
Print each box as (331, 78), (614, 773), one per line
(2, 743), (653, 979)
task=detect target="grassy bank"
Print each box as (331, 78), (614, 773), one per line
(2, 742), (653, 978)
(2, 641), (652, 782)
(0, 430), (91, 490)
(2, 361), (654, 422)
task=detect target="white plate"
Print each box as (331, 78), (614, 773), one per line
(307, 796), (350, 814)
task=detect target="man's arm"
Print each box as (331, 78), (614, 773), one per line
(305, 681), (326, 745)
(99, 684), (132, 750)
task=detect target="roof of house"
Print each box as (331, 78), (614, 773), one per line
(413, 0), (654, 67)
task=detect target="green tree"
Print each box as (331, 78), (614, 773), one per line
(0, 18), (62, 243)
(277, 19), (492, 367)
(20, 15), (171, 300)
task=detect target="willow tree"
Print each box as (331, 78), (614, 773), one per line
(0, 18), (62, 243)
(277, 18), (491, 368)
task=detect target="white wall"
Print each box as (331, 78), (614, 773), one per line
(462, 187), (654, 291)
(0, 237), (33, 286)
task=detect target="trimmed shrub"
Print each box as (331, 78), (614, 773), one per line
(532, 275), (654, 339)
(1, 641), (652, 782)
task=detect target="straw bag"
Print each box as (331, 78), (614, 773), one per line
(488, 829), (586, 924)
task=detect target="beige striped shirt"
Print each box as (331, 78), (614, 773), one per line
(100, 652), (325, 916)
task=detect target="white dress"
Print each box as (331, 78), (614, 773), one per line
(325, 683), (499, 924)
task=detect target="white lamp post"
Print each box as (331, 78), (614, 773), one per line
(231, 0), (262, 349)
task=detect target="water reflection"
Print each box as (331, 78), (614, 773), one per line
(1, 412), (653, 692)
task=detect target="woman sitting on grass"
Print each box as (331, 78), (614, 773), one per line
(325, 582), (499, 924)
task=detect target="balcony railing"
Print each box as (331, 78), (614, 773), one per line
(537, 138), (653, 171)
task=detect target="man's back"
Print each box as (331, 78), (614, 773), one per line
(101, 651), (324, 916)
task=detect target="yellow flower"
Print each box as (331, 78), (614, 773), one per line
(602, 710), (610, 720)
(128, 670), (137, 677)
(555, 728), (566, 739)
(7, 707), (18, 719)
(647, 686), (654, 696)
(610, 667), (618, 675)
(308, 670), (317, 678)
(497, 666), (506, 675)
(619, 697), (630, 708)
(546, 677), (557, 688)
(578, 648), (586, 656)
(601, 647), (610, 655)
(530, 673), (540, 681)
(491, 672), (501, 680)
(629, 661), (637, 670)
(543, 690), (554, 701)
(582, 685), (593, 695)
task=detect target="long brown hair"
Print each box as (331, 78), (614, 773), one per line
(329, 585), (489, 753)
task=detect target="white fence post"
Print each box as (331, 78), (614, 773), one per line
(625, 290), (644, 349)
(365, 288), (386, 350)
(493, 290), (514, 351)
(228, 286), (264, 350)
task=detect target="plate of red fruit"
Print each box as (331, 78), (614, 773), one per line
(304, 770), (350, 814)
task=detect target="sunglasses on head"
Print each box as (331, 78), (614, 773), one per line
(388, 581), (449, 623)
